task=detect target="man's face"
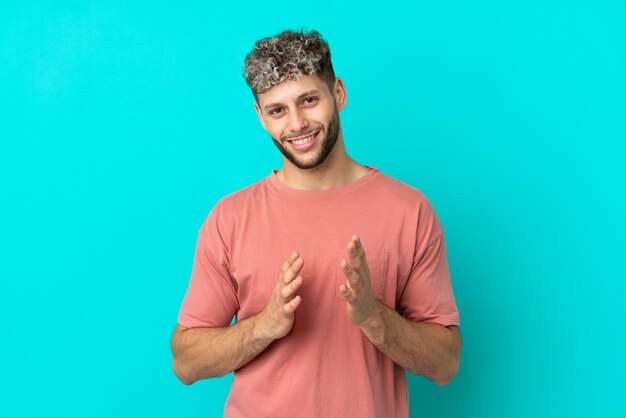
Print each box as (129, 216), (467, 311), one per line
(254, 75), (345, 170)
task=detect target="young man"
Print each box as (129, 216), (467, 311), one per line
(171, 29), (461, 417)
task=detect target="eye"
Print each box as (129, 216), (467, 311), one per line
(269, 107), (283, 116)
(303, 97), (318, 105)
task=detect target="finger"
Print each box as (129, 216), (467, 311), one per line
(283, 256), (304, 285)
(341, 259), (362, 289)
(279, 251), (300, 282)
(279, 251), (299, 279)
(283, 295), (302, 314)
(348, 245), (369, 277)
(340, 283), (357, 305)
(280, 276), (303, 300)
(346, 241), (361, 270)
(347, 235), (367, 273)
(353, 234), (365, 258)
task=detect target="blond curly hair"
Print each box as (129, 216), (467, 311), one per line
(243, 28), (335, 98)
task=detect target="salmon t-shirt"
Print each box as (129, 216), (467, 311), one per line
(177, 166), (460, 418)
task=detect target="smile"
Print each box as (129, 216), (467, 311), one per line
(288, 130), (320, 144)
(287, 131), (320, 151)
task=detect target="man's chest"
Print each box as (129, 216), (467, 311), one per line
(225, 208), (409, 321)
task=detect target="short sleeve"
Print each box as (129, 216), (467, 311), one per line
(177, 202), (239, 328)
(398, 198), (460, 327)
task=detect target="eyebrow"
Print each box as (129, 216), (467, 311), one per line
(263, 90), (322, 112)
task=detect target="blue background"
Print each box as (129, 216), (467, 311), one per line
(1, 1), (624, 417)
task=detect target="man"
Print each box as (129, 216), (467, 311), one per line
(171, 28), (461, 418)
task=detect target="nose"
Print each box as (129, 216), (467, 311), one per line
(288, 107), (308, 133)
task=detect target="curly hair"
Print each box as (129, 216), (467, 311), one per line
(243, 28), (335, 99)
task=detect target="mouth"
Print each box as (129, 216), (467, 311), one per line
(286, 130), (321, 152)
(287, 130), (321, 144)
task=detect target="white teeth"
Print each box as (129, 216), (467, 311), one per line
(291, 132), (316, 145)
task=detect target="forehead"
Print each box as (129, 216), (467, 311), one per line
(258, 75), (330, 107)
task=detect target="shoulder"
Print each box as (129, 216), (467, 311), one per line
(372, 171), (444, 238)
(218, 177), (265, 210)
(202, 176), (267, 229)
(374, 171), (435, 213)
(370, 171), (443, 251)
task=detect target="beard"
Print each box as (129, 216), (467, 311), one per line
(270, 107), (340, 170)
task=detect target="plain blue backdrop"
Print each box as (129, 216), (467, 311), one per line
(1, 1), (624, 417)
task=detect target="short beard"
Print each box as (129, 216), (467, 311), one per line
(270, 107), (340, 170)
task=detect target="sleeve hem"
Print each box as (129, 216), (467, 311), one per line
(177, 313), (221, 329)
(416, 314), (460, 328)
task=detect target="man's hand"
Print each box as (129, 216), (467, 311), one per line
(171, 251), (305, 383)
(339, 234), (380, 327)
(258, 251), (304, 340)
(337, 234), (461, 384)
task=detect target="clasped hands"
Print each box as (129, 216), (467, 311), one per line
(259, 234), (381, 340)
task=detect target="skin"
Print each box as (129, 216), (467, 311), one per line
(253, 74), (371, 191)
(171, 72), (461, 386)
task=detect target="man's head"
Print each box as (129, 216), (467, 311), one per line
(243, 29), (346, 170)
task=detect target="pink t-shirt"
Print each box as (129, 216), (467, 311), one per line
(177, 166), (460, 418)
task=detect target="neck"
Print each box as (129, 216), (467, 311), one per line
(276, 140), (370, 191)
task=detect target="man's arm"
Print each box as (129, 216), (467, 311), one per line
(359, 304), (461, 385)
(339, 234), (461, 386)
(171, 251), (305, 385)
(171, 317), (271, 384)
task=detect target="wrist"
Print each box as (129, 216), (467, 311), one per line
(252, 309), (278, 342)
(359, 301), (386, 344)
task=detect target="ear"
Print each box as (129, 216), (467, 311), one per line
(253, 101), (268, 130)
(333, 77), (347, 112)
